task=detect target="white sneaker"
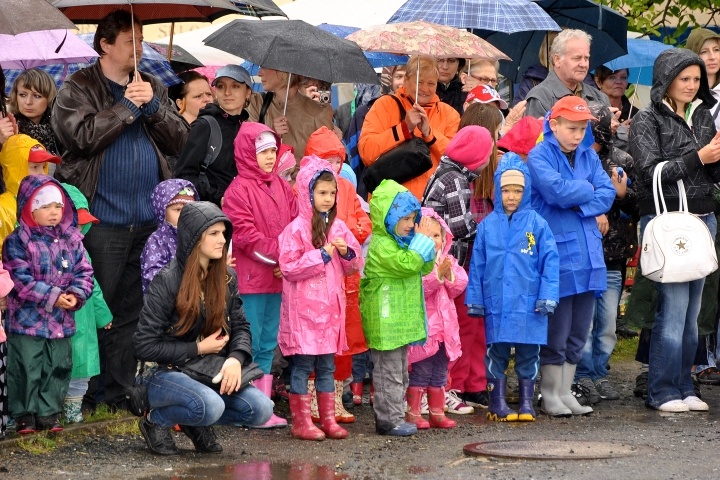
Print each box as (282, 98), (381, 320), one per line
(657, 399), (690, 412)
(445, 389), (474, 415)
(420, 392), (429, 414)
(682, 396), (709, 411)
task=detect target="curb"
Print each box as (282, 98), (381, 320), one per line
(0, 416), (137, 450)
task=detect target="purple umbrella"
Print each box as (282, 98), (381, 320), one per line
(0, 29), (98, 69)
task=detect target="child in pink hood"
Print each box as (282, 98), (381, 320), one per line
(278, 155), (363, 441)
(406, 207), (468, 430)
(0, 261), (14, 438)
(222, 122), (298, 429)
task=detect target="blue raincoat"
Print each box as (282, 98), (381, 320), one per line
(527, 115), (615, 298)
(467, 154), (559, 345)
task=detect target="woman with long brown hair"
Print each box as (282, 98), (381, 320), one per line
(133, 202), (272, 455)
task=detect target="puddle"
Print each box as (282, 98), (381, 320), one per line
(142, 462), (350, 480)
(464, 440), (656, 460)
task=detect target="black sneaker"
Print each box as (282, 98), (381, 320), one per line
(179, 425), (222, 453)
(633, 371), (648, 399)
(15, 415), (36, 435)
(575, 377), (601, 405)
(693, 375), (702, 399)
(570, 383), (589, 406)
(463, 390), (489, 409)
(139, 417), (180, 456)
(37, 414), (63, 432)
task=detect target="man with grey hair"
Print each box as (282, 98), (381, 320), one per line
(524, 29), (609, 118)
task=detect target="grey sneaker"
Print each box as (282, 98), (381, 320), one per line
(594, 378), (620, 400)
(575, 377), (601, 405)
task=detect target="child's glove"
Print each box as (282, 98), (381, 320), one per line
(467, 304), (485, 317)
(535, 299), (557, 316)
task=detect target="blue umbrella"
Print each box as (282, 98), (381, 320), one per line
(604, 37), (673, 86)
(388, 0), (559, 34)
(475, 0), (628, 83)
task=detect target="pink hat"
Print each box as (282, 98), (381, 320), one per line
(276, 144), (296, 176)
(465, 85), (508, 110)
(497, 117), (543, 156)
(445, 126), (493, 171)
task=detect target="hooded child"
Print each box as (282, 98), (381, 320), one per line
(3, 175), (94, 434)
(305, 126), (371, 419)
(278, 155), (363, 441)
(360, 179), (436, 437)
(467, 154), (559, 422)
(526, 95), (615, 417)
(406, 207), (468, 430)
(141, 179), (199, 293)
(0, 259), (14, 438)
(61, 183), (113, 423)
(222, 122), (298, 428)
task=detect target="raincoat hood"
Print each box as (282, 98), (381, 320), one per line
(304, 126), (346, 169)
(63, 183), (93, 235)
(296, 155), (337, 221)
(150, 179), (199, 225)
(420, 206), (453, 257)
(493, 153), (533, 213)
(369, 179), (421, 249)
(0, 133), (49, 196)
(175, 201), (232, 268)
(233, 121), (282, 182)
(17, 174), (76, 232)
(650, 48), (715, 108)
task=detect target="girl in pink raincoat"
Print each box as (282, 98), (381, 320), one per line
(406, 207), (468, 430)
(278, 155), (363, 441)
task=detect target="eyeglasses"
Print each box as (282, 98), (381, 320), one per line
(471, 75), (498, 86)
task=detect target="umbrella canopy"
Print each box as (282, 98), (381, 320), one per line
(317, 24), (407, 68)
(346, 21), (510, 61)
(146, 42), (204, 72)
(50, 0), (242, 24)
(0, 29), (98, 69)
(154, 22), (243, 68)
(388, 0), (560, 34)
(0, 0), (77, 35)
(603, 37), (674, 86)
(475, 0), (628, 83)
(203, 19), (379, 84)
(279, 0), (407, 29)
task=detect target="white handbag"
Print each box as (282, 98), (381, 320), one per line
(641, 161), (718, 283)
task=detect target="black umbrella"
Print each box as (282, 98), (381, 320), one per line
(147, 42), (204, 72)
(474, 0), (628, 83)
(203, 19), (379, 85)
(0, 0), (77, 35)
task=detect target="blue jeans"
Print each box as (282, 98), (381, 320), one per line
(141, 369), (273, 428)
(486, 342), (541, 381)
(641, 213), (717, 408)
(576, 270), (622, 381)
(289, 354), (335, 394)
(352, 351), (373, 383)
(240, 294), (281, 374)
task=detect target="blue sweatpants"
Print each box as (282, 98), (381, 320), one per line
(540, 291), (595, 365)
(239, 293), (281, 374)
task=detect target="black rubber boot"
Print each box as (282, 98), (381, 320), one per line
(179, 425), (223, 453)
(139, 417), (180, 455)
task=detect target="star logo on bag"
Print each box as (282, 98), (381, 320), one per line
(671, 235), (691, 255)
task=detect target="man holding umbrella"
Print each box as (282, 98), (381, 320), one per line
(524, 29), (609, 118)
(51, 9), (188, 411)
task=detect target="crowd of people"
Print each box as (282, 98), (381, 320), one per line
(2, 8), (720, 456)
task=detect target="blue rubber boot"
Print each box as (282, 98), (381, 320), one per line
(517, 379), (537, 421)
(486, 378), (518, 422)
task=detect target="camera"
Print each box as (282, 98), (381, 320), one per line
(318, 90), (331, 104)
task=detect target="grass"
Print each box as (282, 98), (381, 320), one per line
(83, 404), (129, 424)
(612, 336), (640, 362)
(17, 433), (63, 455)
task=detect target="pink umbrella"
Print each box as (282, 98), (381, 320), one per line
(0, 29), (98, 69)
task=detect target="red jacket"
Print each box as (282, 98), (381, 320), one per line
(223, 122), (298, 294)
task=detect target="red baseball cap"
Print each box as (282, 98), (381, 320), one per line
(28, 144), (61, 164)
(77, 208), (100, 225)
(465, 85), (508, 110)
(549, 96), (598, 122)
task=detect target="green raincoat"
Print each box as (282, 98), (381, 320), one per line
(360, 180), (435, 351)
(63, 184), (113, 379)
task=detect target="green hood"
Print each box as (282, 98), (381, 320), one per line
(62, 183), (92, 235)
(369, 179), (421, 246)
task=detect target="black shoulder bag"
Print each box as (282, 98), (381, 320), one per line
(361, 95), (432, 193)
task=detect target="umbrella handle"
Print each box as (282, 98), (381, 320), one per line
(168, 22), (175, 62)
(129, 1), (138, 78)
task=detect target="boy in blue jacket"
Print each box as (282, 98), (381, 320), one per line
(526, 96), (615, 417)
(466, 154), (559, 422)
